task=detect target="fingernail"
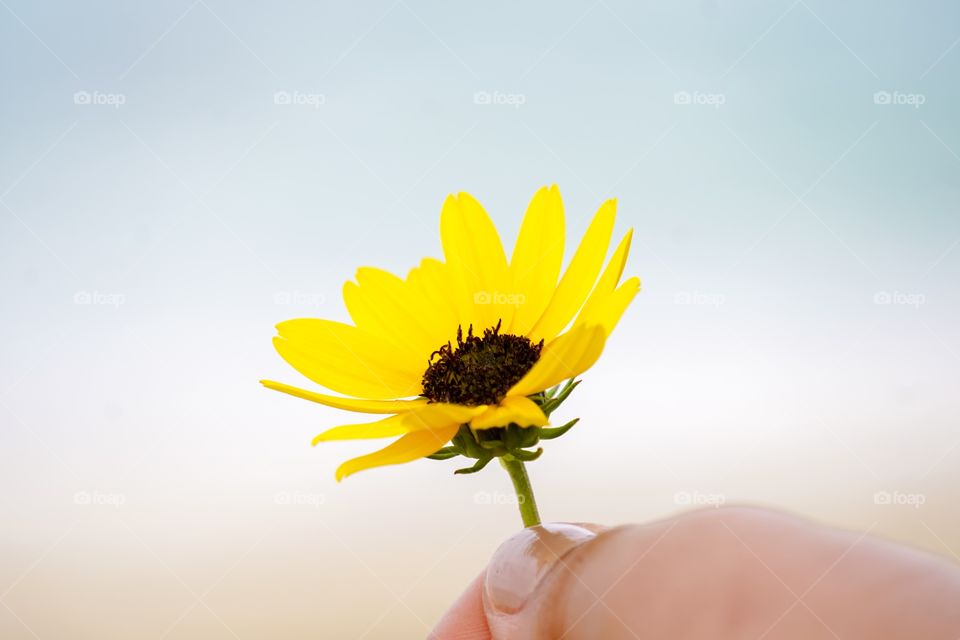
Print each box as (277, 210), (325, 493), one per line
(484, 523), (598, 616)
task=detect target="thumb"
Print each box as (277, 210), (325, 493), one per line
(481, 521), (609, 639)
(481, 508), (960, 639)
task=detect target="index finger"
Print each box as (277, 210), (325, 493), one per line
(429, 571), (490, 640)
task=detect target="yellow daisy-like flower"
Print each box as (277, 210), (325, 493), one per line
(262, 185), (639, 481)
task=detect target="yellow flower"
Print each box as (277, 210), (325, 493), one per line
(262, 185), (640, 480)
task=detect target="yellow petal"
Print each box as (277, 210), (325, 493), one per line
(441, 192), (513, 331)
(342, 281), (423, 365)
(531, 199), (617, 341)
(314, 414), (409, 443)
(509, 185), (565, 336)
(591, 276), (641, 334)
(406, 258), (473, 349)
(402, 402), (488, 429)
(470, 395), (549, 430)
(344, 266), (447, 362)
(335, 425), (460, 481)
(261, 380), (429, 414)
(575, 229), (633, 327)
(314, 402), (484, 443)
(508, 325), (607, 397)
(274, 320), (422, 399)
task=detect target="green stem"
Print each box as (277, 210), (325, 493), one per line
(500, 456), (541, 527)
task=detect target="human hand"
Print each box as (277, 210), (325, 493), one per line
(430, 506), (960, 639)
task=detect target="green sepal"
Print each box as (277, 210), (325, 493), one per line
(538, 379), (580, 417)
(538, 417), (580, 440)
(454, 455), (494, 474)
(506, 447), (543, 462)
(426, 449), (460, 460)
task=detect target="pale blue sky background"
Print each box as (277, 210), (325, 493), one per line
(1, 1), (959, 638)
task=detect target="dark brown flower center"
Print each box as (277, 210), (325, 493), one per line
(421, 320), (543, 406)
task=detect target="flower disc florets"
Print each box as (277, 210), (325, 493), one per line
(421, 320), (544, 406)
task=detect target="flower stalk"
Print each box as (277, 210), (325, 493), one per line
(500, 456), (541, 527)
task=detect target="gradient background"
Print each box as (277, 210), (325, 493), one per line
(2, 1), (959, 638)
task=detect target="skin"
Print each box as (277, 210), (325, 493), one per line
(429, 506), (960, 639)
